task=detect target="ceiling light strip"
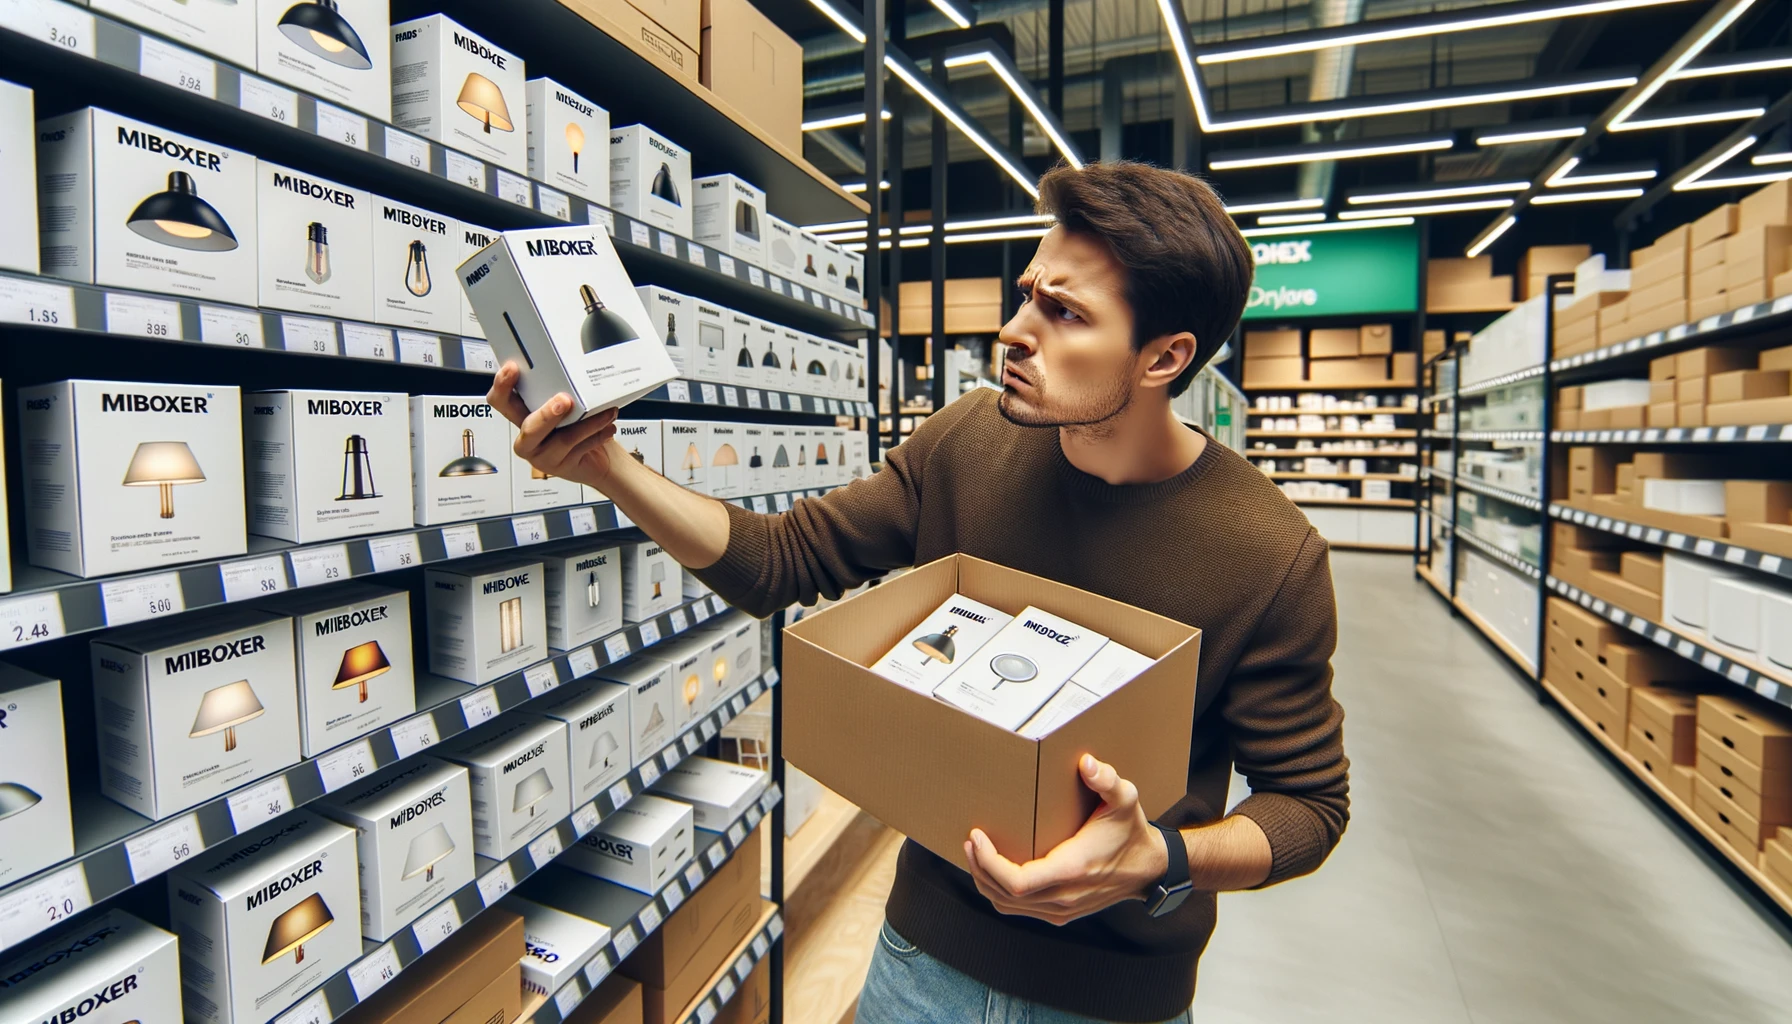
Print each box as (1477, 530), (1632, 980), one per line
(1466, 216), (1517, 258)
(944, 49), (1084, 168)
(801, 109), (892, 132)
(1530, 188), (1647, 204)
(1477, 125), (1587, 146)
(1348, 181), (1530, 204)
(1240, 217), (1415, 238)
(1671, 134), (1759, 191)
(1609, 106), (1766, 131)
(1211, 137), (1453, 170)
(1222, 197), (1326, 214)
(1675, 50), (1792, 78)
(806, 0), (866, 43)
(1198, 75), (1635, 133)
(1154, 0), (1216, 129)
(884, 50), (1040, 199)
(930, 0), (973, 29)
(1257, 213), (1327, 225)
(1338, 199), (1514, 219)
(1607, 0), (1759, 128)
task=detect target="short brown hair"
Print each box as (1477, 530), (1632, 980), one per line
(1036, 162), (1254, 397)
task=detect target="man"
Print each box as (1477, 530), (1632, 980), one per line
(490, 161), (1349, 1024)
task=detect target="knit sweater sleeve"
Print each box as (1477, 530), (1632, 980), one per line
(1224, 528), (1351, 887)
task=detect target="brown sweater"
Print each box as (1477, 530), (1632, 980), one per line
(694, 389), (1349, 1022)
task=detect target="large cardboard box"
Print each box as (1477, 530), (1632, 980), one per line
(624, 821), (760, 987)
(1243, 357), (1304, 385)
(1308, 329), (1358, 359)
(782, 554), (1201, 868)
(445, 961), (523, 1024)
(701, 0), (804, 152)
(1244, 329), (1300, 358)
(561, 0), (698, 83)
(347, 908), (525, 1023)
(1307, 356), (1388, 385)
(570, 974), (645, 1023)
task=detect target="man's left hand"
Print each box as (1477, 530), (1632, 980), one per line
(964, 754), (1170, 925)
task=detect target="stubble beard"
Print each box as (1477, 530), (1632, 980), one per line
(997, 362), (1134, 437)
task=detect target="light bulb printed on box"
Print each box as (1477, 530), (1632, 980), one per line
(371, 196), (460, 332)
(0, 81), (39, 276)
(527, 78), (609, 205)
(410, 395), (510, 525)
(0, 910), (182, 1024)
(36, 108), (258, 306)
(0, 667), (72, 886)
(257, 0), (390, 121)
(534, 677), (632, 805)
(596, 655), (676, 756)
(635, 285), (690, 379)
(509, 422), (586, 512)
(542, 543), (623, 651)
(460, 223), (497, 338)
(437, 714), (570, 859)
(934, 606), (1110, 731)
(425, 558), (545, 686)
(92, 0), (256, 67)
(609, 124), (691, 236)
(266, 584), (415, 756)
(693, 174), (765, 266)
(247, 388), (412, 543)
(315, 757), (474, 941)
(390, 15), (527, 173)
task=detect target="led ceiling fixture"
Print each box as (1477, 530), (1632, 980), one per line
(277, 0), (372, 69)
(1476, 124), (1587, 146)
(1609, 105), (1766, 132)
(943, 47), (1084, 168)
(805, 0), (866, 42)
(1258, 213), (1327, 225)
(930, 0), (972, 28)
(801, 109), (891, 132)
(1544, 157), (1658, 186)
(333, 640), (390, 703)
(263, 893), (333, 965)
(945, 228), (1051, 244)
(1339, 199), (1514, 219)
(1676, 50), (1792, 78)
(1210, 136), (1454, 171)
(1530, 188), (1647, 203)
(1206, 74), (1637, 133)
(1466, 215), (1518, 258)
(1222, 197), (1325, 214)
(127, 172), (240, 251)
(1348, 181), (1530, 204)
(842, 181), (892, 193)
(886, 51), (1039, 198)
(1754, 151), (1792, 166)
(1606, 0), (1759, 129)
(1240, 217), (1415, 238)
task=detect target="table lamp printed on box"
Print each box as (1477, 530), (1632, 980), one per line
(262, 892), (334, 965)
(401, 822), (457, 882)
(190, 680), (265, 752)
(458, 72), (513, 134)
(332, 640), (390, 703)
(510, 768), (554, 833)
(123, 441), (206, 518)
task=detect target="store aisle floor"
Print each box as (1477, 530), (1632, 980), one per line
(1192, 552), (1792, 1024)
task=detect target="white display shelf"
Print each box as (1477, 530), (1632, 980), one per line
(1551, 424), (1792, 444)
(1547, 504), (1792, 583)
(1550, 295), (1792, 375)
(1447, 524), (1542, 580)
(1457, 365), (1546, 397)
(1248, 406), (1418, 416)
(1452, 476), (1543, 512)
(1456, 430), (1545, 442)
(1246, 429), (1417, 439)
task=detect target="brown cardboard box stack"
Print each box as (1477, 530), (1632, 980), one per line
(1625, 226), (1693, 341)
(351, 908), (526, 1024)
(1520, 244), (1591, 300)
(1426, 257), (1515, 312)
(1693, 693), (1792, 863)
(897, 279), (1004, 336)
(1553, 290), (1626, 358)
(1557, 446), (1761, 545)
(1726, 480), (1792, 559)
(1702, 343), (1792, 428)
(1243, 329), (1303, 386)
(624, 822), (764, 1024)
(1242, 326), (1412, 387)
(700, 0), (804, 150)
(1548, 518), (1667, 622)
(568, 974), (646, 1023)
(561, 0), (700, 83)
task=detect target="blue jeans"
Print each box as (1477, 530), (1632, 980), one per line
(856, 920), (1194, 1024)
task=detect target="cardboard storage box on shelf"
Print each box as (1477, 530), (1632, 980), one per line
(702, 0), (804, 151)
(347, 907), (525, 1024)
(1520, 244), (1591, 299)
(1359, 323), (1394, 355)
(1741, 179), (1792, 230)
(1309, 329), (1358, 359)
(782, 554), (1201, 870)
(622, 824), (763, 1024)
(1244, 357), (1304, 386)
(1693, 203), (1740, 249)
(561, 0), (697, 82)
(569, 974), (645, 1024)
(1632, 686), (1700, 764)
(1425, 257), (1515, 311)
(0, 910), (182, 1024)
(1308, 356), (1388, 385)
(445, 960), (523, 1024)
(1245, 329), (1300, 358)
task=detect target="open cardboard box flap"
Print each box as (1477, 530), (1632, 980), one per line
(783, 554), (1202, 870)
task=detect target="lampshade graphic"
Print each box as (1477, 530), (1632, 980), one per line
(580, 285), (638, 352)
(736, 335), (754, 368)
(734, 200), (759, 240)
(262, 893), (334, 965)
(591, 731), (620, 771)
(772, 238), (796, 267)
(830, 360), (841, 381)
(713, 444), (739, 489)
(532, 466), (553, 480)
(650, 562), (665, 599)
(913, 625), (958, 666)
(337, 434), (379, 500)
(682, 673), (700, 707)
(191, 680), (265, 752)
(845, 269), (860, 294)
(0, 782), (42, 821)
(124, 441), (206, 518)
(629, 445), (647, 464)
(641, 702), (665, 737)
(807, 360), (828, 376)
(305, 222), (331, 284)
(797, 445), (806, 467)
(565, 122), (586, 173)
(826, 261), (840, 283)
(664, 314), (678, 346)
(404, 240), (432, 296)
(277, 0), (372, 69)
(803, 254), (818, 277)
(749, 447), (763, 469)
(989, 653), (1039, 691)
(651, 162), (680, 205)
(761, 340), (780, 369)
(512, 768), (553, 819)
(401, 823), (456, 882)
(457, 73), (514, 133)
(681, 443), (703, 483)
(332, 640), (390, 703)
(815, 443), (829, 465)
(586, 570), (600, 608)
(127, 171), (239, 251)
(440, 429), (498, 477)
(772, 446), (790, 468)
(499, 597), (523, 653)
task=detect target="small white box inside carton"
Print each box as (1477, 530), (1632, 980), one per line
(870, 594), (1013, 694)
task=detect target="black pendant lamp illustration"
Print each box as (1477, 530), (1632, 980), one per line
(803, 254), (818, 277)
(337, 435), (379, 499)
(772, 445), (790, 468)
(845, 267), (861, 294)
(440, 428), (498, 477)
(127, 171), (239, 251)
(277, 0), (372, 69)
(749, 447), (763, 468)
(807, 359), (828, 376)
(734, 200), (759, 240)
(816, 442), (829, 465)
(826, 261), (840, 284)
(736, 331), (754, 368)
(0, 782), (41, 821)
(581, 285), (638, 352)
(761, 339), (780, 369)
(913, 624), (958, 666)
(651, 162), (681, 205)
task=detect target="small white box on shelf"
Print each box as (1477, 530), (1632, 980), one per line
(0, 911), (181, 1024)
(1662, 552), (1751, 633)
(842, 247), (866, 308)
(1642, 479), (1726, 516)
(747, 316), (782, 391)
(255, 0), (391, 121)
(541, 542), (624, 651)
(788, 427), (811, 488)
(613, 418), (665, 475)
(1708, 578), (1770, 657)
(644, 634), (709, 726)
(371, 195), (461, 333)
(460, 223), (497, 338)
(609, 124), (691, 237)
(934, 606), (1108, 731)
(437, 714), (571, 860)
(596, 655), (676, 756)
(1762, 591), (1792, 672)
(767, 425), (794, 491)
(723, 309), (758, 388)
(796, 229), (826, 288)
(561, 792), (692, 893)
(650, 756), (766, 829)
(526, 78), (609, 205)
(265, 583), (415, 757)
(93, 0), (255, 66)
(510, 423), (586, 512)
(710, 612), (761, 700)
(389, 14), (527, 173)
(691, 298), (730, 384)
(0, 666), (71, 886)
(636, 285), (692, 379)
(424, 557), (546, 685)
(802, 335), (832, 398)
(871, 595), (1012, 694)
(511, 897), (611, 996)
(1581, 379), (1652, 411)
(620, 540), (679, 622)
(740, 424), (771, 494)
(692, 174), (766, 265)
(707, 422), (744, 499)
(0, 81), (38, 275)
(663, 420), (708, 494)
(246, 387), (412, 543)
(410, 395), (511, 524)
(820, 240), (850, 300)
(766, 215), (801, 280)
(533, 677), (632, 805)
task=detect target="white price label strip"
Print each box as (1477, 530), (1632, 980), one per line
(684, 862), (706, 892)
(538, 185), (571, 221)
(528, 828), (564, 867)
(384, 128), (430, 170)
(348, 943), (402, 1001)
(125, 812), (201, 882)
(727, 822), (747, 846)
(630, 222), (651, 248)
(0, 593), (65, 651)
(446, 150), (485, 190)
(568, 647), (599, 677)
(569, 507), (599, 535)
(612, 925), (639, 959)
(238, 74), (298, 124)
(497, 168), (533, 207)
(751, 934), (769, 958)
(722, 386), (739, 407)
(590, 206), (617, 235)
(637, 902), (663, 933)
(140, 36), (214, 98)
(638, 758), (661, 787)
(746, 390), (763, 410)
(368, 533), (422, 572)
(315, 101), (366, 149)
(524, 662), (559, 696)
(106, 292), (180, 340)
(318, 740), (376, 792)
(669, 609), (689, 632)
(413, 899), (462, 954)
(478, 862), (516, 906)
(442, 524), (483, 557)
(227, 776), (293, 832)
(397, 331), (442, 366)
(692, 602), (711, 623)
(699, 1000), (718, 1024)
(101, 573), (184, 626)
(700, 383), (719, 404)
(604, 634), (632, 662)
(283, 315), (339, 354)
(556, 986), (582, 1018)
(341, 322), (393, 360)
(0, 275), (75, 329)
(585, 950), (614, 987)
(462, 340), (499, 373)
(718, 256), (736, 276)
(707, 844), (726, 869)
(0, 0), (96, 56)
(608, 779), (632, 808)
(639, 621), (661, 646)
(290, 544), (352, 587)
(748, 267), (765, 288)
(658, 232), (679, 258)
(390, 715), (438, 758)
(0, 866), (90, 947)
(572, 802), (601, 836)
(274, 989), (329, 1024)
(461, 687), (500, 725)
(687, 242), (707, 266)
(662, 880), (684, 912)
(667, 380), (691, 403)
(200, 305), (264, 348)
(513, 514), (549, 546)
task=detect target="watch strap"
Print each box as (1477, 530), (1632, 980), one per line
(1153, 823), (1190, 889)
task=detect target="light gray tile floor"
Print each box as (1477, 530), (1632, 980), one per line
(1192, 552), (1792, 1024)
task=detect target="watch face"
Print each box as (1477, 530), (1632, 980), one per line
(1148, 881), (1194, 918)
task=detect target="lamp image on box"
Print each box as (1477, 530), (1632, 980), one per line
(305, 222), (331, 283)
(803, 255), (817, 277)
(122, 441), (205, 518)
(338, 434), (379, 499)
(772, 446), (789, 468)
(592, 731), (619, 771)
(127, 171), (239, 251)
(586, 571), (601, 607)
(510, 768), (553, 829)
(402, 822), (456, 882)
(458, 72), (514, 134)
(641, 702), (665, 738)
(737, 332), (754, 369)
(663, 313), (678, 347)
(699, 317), (724, 361)
(713, 444), (739, 490)
(816, 443), (829, 466)
(762, 338), (780, 370)
(914, 625), (959, 666)
(772, 237), (795, 267)
(736, 200), (759, 240)
(988, 653), (1038, 690)
(845, 267), (860, 294)
(580, 285), (638, 351)
(565, 122), (584, 173)
(651, 562), (665, 599)
(681, 670), (700, 710)
(750, 447), (763, 469)
(404, 240), (432, 296)
(333, 640), (390, 702)
(807, 359), (827, 377)
(0, 783), (39, 820)
(681, 443), (702, 483)
(190, 680), (264, 752)
(499, 596), (523, 653)
(263, 892), (334, 965)
(442, 428), (499, 476)
(797, 445), (806, 468)
(278, 0), (372, 68)
(651, 162), (680, 205)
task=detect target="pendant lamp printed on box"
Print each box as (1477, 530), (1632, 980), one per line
(712, 444), (739, 490)
(190, 680), (266, 752)
(128, 172), (240, 252)
(914, 624), (959, 666)
(263, 892), (334, 964)
(580, 285), (638, 352)
(651, 162), (681, 206)
(123, 441), (206, 519)
(441, 428), (498, 477)
(591, 731), (619, 771)
(337, 434), (379, 500)
(278, 0), (373, 70)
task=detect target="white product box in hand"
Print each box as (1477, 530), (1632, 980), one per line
(692, 298), (730, 384)
(511, 897), (611, 996)
(459, 226), (679, 426)
(410, 395), (510, 525)
(246, 388), (412, 543)
(264, 583), (415, 756)
(92, 0), (254, 66)
(561, 792), (692, 893)
(740, 424), (771, 494)
(0, 81), (38, 275)
(0, 911), (181, 1024)
(767, 426), (794, 491)
(620, 540), (679, 622)
(313, 757), (475, 941)
(766, 215), (801, 281)
(424, 557), (546, 685)
(1017, 641), (1152, 739)
(933, 606), (1108, 731)
(371, 195), (460, 332)
(613, 418), (665, 475)
(527, 78), (609, 204)
(0, 666), (71, 885)
(167, 812), (360, 1024)
(692, 174), (766, 265)
(19, 379), (246, 578)
(510, 423), (585, 512)
(636, 285), (692, 379)
(707, 422), (745, 499)
(871, 595), (1012, 694)
(664, 420), (708, 494)
(609, 124), (691, 237)
(460, 223), (497, 338)
(37, 108), (258, 305)
(534, 677), (632, 804)
(437, 714), (571, 859)
(389, 15), (527, 173)
(92, 608), (299, 819)
(541, 542), (624, 650)
(748, 316), (782, 391)
(651, 756), (766, 830)
(597, 655), (676, 756)
(255, 0), (390, 121)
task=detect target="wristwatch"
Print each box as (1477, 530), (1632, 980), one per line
(1143, 823), (1193, 918)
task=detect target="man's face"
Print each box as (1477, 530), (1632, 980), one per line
(997, 227), (1142, 429)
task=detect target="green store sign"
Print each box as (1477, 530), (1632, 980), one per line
(1241, 223), (1419, 319)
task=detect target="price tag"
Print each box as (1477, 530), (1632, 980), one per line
(446, 150), (485, 191)
(442, 524), (483, 558)
(569, 507), (599, 536)
(700, 719), (717, 742)
(630, 222), (652, 248)
(707, 844), (727, 870)
(639, 620), (662, 646)
(612, 924), (639, 960)
(812, 293), (828, 309)
(384, 128), (430, 170)
(0, 865), (89, 947)
(513, 515), (550, 546)
(691, 602), (711, 623)
(1674, 640), (1695, 658)
(718, 256), (736, 276)
(1717, 426), (1738, 442)
(750, 496), (769, 514)
(391, 715), (438, 758)
(101, 573), (184, 626)
(290, 544), (352, 587)
(342, 322), (394, 361)
(318, 740), (377, 792)
(198, 305), (264, 348)
(368, 533), (421, 573)
(1701, 651), (1723, 671)
(349, 943), (402, 1001)
(721, 386), (739, 407)
(0, 0), (95, 55)
(0, 592), (65, 652)
(684, 862), (706, 891)
(717, 975), (737, 1004)
(585, 950), (614, 988)
(1694, 539), (1717, 557)
(538, 185), (571, 221)
(604, 634), (632, 662)
(1758, 679), (1781, 701)
(638, 758), (661, 787)
(667, 380), (691, 403)
(274, 989), (329, 1024)
(709, 596), (727, 617)
(413, 899), (462, 954)
(637, 902), (663, 933)
(569, 647), (599, 677)
(748, 267), (766, 288)
(461, 688), (500, 725)
(727, 822), (747, 846)
(745, 805), (762, 830)
(1747, 424), (1770, 442)
(125, 812), (201, 881)
(729, 695), (746, 716)
(1724, 546), (1748, 565)
(525, 662), (559, 697)
(1777, 295), (1792, 315)
(668, 609), (690, 633)
(555, 986), (582, 1018)
(1764, 555), (1784, 574)
(746, 390), (763, 410)
(700, 383), (719, 404)
(680, 733), (699, 756)
(227, 776), (293, 832)
(748, 679), (766, 701)
(1729, 664), (1752, 685)
(608, 779), (633, 808)
(774, 494), (791, 513)
(699, 1000), (719, 1024)
(768, 915), (784, 940)
(572, 802), (601, 836)
(316, 102), (366, 150)
(106, 292), (181, 340)
(734, 953), (754, 980)
(461, 340), (499, 373)
(496, 168), (532, 207)
(771, 278), (787, 296)
(282, 315), (339, 354)
(139, 36), (214, 98)
(589, 206), (617, 235)
(687, 242), (708, 266)
(528, 827), (564, 867)
(751, 934), (769, 958)
(657, 232), (679, 258)
(0, 275), (74, 329)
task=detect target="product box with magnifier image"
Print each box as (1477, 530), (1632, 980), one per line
(765, 215), (800, 281)
(540, 542), (624, 651)
(437, 714), (571, 860)
(870, 594), (1011, 694)
(597, 655), (676, 757)
(527, 78), (609, 205)
(707, 421), (744, 499)
(459, 225), (679, 428)
(410, 394), (510, 525)
(460, 223), (497, 338)
(256, 0), (390, 121)
(693, 174), (765, 265)
(613, 418), (665, 476)
(372, 194), (460, 332)
(740, 423), (771, 494)
(560, 792), (692, 894)
(934, 606), (1108, 731)
(20, 379), (246, 578)
(610, 123), (691, 237)
(620, 540), (679, 622)
(663, 419), (708, 495)
(509, 422), (585, 512)
(508, 896), (612, 998)
(92, 608), (300, 820)
(766, 425), (794, 491)
(91, 0), (255, 67)
(314, 757), (475, 941)
(650, 756), (767, 830)
(390, 14), (527, 173)
(37, 108), (259, 305)
(0, 80), (38, 275)
(534, 677), (632, 804)
(264, 583), (415, 757)
(424, 557), (546, 686)
(0, 666), (72, 886)
(636, 285), (692, 379)
(167, 811), (360, 1024)
(0, 910), (182, 1024)
(246, 387), (412, 543)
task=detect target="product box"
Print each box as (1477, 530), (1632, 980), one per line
(637, 285), (693, 378)
(664, 420), (708, 494)
(707, 422), (744, 499)
(766, 216), (801, 280)
(0, 81), (38, 275)
(425, 557), (547, 685)
(788, 427), (811, 489)
(782, 554), (1201, 869)
(265, 584), (415, 756)
(255, 0), (389, 120)
(534, 677), (632, 804)
(347, 908), (524, 1024)
(842, 247), (866, 307)
(542, 542), (625, 650)
(390, 15), (527, 173)
(724, 310), (758, 388)
(766, 426), (794, 491)
(371, 195), (461, 332)
(459, 226), (679, 426)
(460, 223), (497, 338)
(511, 423), (587, 512)
(644, 635), (710, 727)
(446, 962), (522, 1024)
(314, 757), (475, 941)
(168, 812), (360, 1024)
(774, 326), (804, 396)
(821, 241), (851, 301)
(934, 606), (1109, 731)
(693, 174), (766, 265)
(802, 334), (832, 396)
(1017, 642), (1153, 739)
(527, 78), (610, 205)
(692, 299), (730, 384)
(650, 756), (766, 829)
(621, 540), (680, 622)
(246, 388), (412, 543)
(1017, 683), (1101, 740)
(37, 108), (258, 305)
(93, 0), (255, 66)
(740, 424), (771, 494)
(598, 654), (677, 755)
(92, 609), (300, 820)
(561, 792), (692, 893)
(846, 430), (869, 478)
(438, 714), (572, 859)
(708, 612), (760, 703)
(615, 418), (666, 475)
(410, 395), (511, 524)
(511, 897), (612, 997)
(0, 910), (181, 1024)
(610, 124), (692, 236)
(796, 230), (826, 288)
(0, 666), (71, 885)
(750, 317), (784, 391)
(870, 594), (1012, 694)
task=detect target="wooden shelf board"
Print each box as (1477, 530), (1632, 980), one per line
(1242, 381), (1419, 391)
(1248, 430), (1418, 439)
(1453, 599), (1538, 675)
(1417, 561), (1451, 599)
